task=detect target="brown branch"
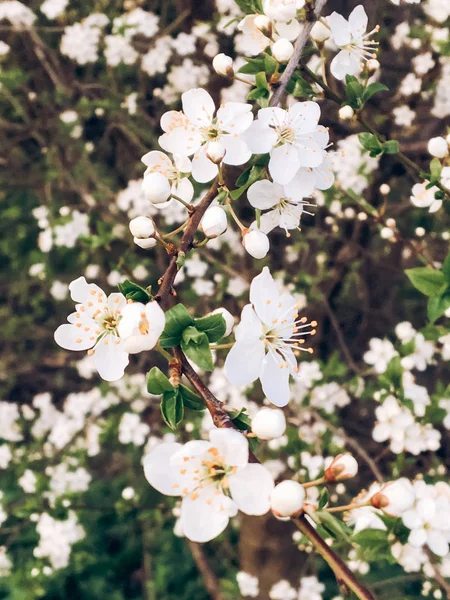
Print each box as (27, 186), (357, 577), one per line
(321, 295), (362, 375)
(155, 179), (219, 306)
(269, 0), (328, 107)
(292, 514), (376, 600)
(188, 541), (225, 600)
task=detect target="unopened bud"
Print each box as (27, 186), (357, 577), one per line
(338, 105), (354, 120)
(254, 15), (272, 37)
(243, 229), (270, 259)
(133, 236), (157, 249)
(270, 480), (305, 517)
(209, 307), (234, 337)
(206, 141), (226, 164)
(366, 58), (380, 73)
(370, 478), (415, 517)
(200, 205), (228, 238)
(212, 53), (234, 77)
(325, 454), (358, 481)
(251, 408), (286, 440)
(129, 216), (155, 239)
(428, 136), (448, 159)
(272, 38), (294, 63)
(311, 21), (331, 43)
(141, 172), (172, 204)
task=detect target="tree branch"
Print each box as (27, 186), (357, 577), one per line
(188, 541), (225, 600)
(269, 0), (328, 107)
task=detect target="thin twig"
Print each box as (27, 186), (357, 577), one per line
(269, 0), (328, 107)
(321, 295), (361, 374)
(188, 541), (225, 600)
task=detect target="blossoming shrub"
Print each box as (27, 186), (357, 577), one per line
(1, 0), (450, 599)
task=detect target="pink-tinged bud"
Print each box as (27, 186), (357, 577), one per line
(206, 141), (226, 164)
(270, 480), (305, 517)
(212, 53), (234, 77)
(370, 478), (415, 517)
(133, 236), (157, 249)
(242, 229), (270, 259)
(200, 206), (228, 238)
(325, 454), (359, 481)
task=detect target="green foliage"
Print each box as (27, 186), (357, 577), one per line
(406, 257), (450, 322)
(117, 280), (152, 303)
(159, 304), (195, 348)
(358, 133), (399, 157)
(344, 75), (388, 109)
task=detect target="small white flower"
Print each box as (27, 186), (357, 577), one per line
(245, 102), (328, 185)
(247, 179), (311, 234)
(270, 480), (305, 517)
(225, 267), (316, 406)
(328, 5), (379, 80)
(54, 278), (129, 381)
(363, 338), (397, 373)
(143, 429), (274, 542)
(410, 182), (442, 213)
(117, 301), (165, 354)
(159, 88), (253, 183)
(251, 407), (286, 440)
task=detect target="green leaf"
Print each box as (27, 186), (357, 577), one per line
(383, 140), (399, 154)
(442, 252), (450, 281)
(361, 82), (389, 104)
(181, 327), (214, 371)
(159, 304), (194, 348)
(314, 511), (352, 542)
(228, 408), (251, 431)
(405, 267), (447, 296)
(384, 355), (403, 390)
(179, 384), (204, 411)
(427, 291), (450, 323)
(292, 76), (315, 99)
(233, 0), (263, 15)
(230, 166), (265, 200)
(358, 132), (383, 157)
(118, 279), (151, 303)
(194, 314), (226, 343)
(345, 76), (364, 109)
(238, 57), (266, 75)
(247, 86), (269, 101)
(160, 390), (184, 429)
(318, 488), (329, 510)
(147, 367), (174, 395)
(430, 157), (442, 183)
(264, 53), (278, 76)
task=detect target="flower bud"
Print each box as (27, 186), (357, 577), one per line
(251, 408), (286, 440)
(366, 58), (380, 73)
(210, 307), (234, 337)
(206, 141), (226, 164)
(212, 53), (234, 77)
(272, 38), (294, 63)
(129, 216), (155, 239)
(338, 105), (354, 120)
(254, 15), (272, 37)
(133, 236), (157, 249)
(243, 229), (270, 259)
(427, 136), (448, 158)
(311, 21), (331, 43)
(370, 478), (415, 517)
(200, 206), (228, 238)
(325, 454), (358, 481)
(142, 172), (172, 204)
(270, 480), (305, 517)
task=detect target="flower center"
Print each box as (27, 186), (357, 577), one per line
(200, 123), (222, 143)
(275, 125), (295, 145)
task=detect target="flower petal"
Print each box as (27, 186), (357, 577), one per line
(260, 349), (291, 406)
(247, 180), (283, 210)
(181, 488), (236, 542)
(348, 5), (368, 39)
(225, 339), (265, 386)
(229, 464), (274, 515)
(54, 323), (95, 351)
(182, 88), (215, 127)
(217, 102), (253, 134)
(250, 266), (279, 323)
(269, 144), (300, 184)
(69, 277), (105, 304)
(327, 11), (351, 47)
(244, 120), (277, 154)
(191, 148), (218, 183)
(143, 442), (182, 496)
(93, 337), (129, 381)
(209, 428), (249, 467)
(222, 135), (252, 166)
